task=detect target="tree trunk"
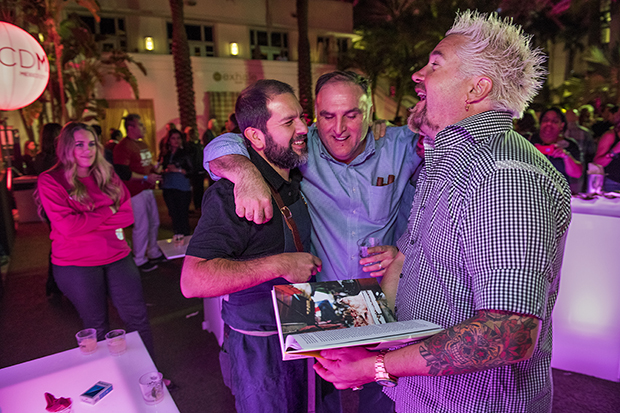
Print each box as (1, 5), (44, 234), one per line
(395, 93), (404, 120)
(587, 0), (602, 48)
(394, 76), (403, 119)
(169, 0), (197, 132)
(17, 109), (34, 142)
(296, 0), (314, 124)
(370, 75), (378, 120)
(51, 31), (67, 123)
(46, 78), (58, 123)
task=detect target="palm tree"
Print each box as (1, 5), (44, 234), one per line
(169, 0), (197, 131)
(45, 0), (100, 123)
(553, 41), (620, 107)
(341, 26), (392, 112)
(296, 0), (313, 123)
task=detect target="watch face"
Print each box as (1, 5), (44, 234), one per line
(377, 379), (397, 387)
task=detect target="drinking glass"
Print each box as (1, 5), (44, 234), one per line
(358, 236), (381, 266)
(105, 329), (127, 356)
(76, 328), (97, 355)
(139, 372), (164, 405)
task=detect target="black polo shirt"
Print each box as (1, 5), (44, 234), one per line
(186, 147), (307, 331)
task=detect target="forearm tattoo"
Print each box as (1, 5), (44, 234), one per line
(419, 310), (537, 376)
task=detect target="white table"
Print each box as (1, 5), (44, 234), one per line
(202, 296), (225, 347)
(0, 332), (179, 412)
(569, 194), (620, 218)
(551, 195), (620, 382)
(156, 236), (192, 260)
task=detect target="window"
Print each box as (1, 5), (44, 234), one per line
(77, 15), (127, 52)
(600, 0), (612, 44)
(317, 36), (330, 63)
(317, 36), (349, 64)
(250, 30), (289, 60)
(167, 23), (215, 57)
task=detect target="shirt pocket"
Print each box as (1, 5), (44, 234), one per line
(367, 182), (397, 224)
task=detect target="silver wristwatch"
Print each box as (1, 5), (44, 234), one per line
(375, 350), (398, 387)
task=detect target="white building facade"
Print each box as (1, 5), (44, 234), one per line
(69, 0), (357, 147)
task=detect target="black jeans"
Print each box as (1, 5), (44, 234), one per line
(163, 188), (192, 235)
(52, 254), (154, 357)
(189, 174), (205, 211)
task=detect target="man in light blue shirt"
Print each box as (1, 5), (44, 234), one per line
(205, 71), (421, 282)
(205, 71), (421, 413)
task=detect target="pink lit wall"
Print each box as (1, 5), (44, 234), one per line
(551, 197), (620, 382)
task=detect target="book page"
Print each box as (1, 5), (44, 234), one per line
(273, 279), (395, 343)
(289, 319), (441, 350)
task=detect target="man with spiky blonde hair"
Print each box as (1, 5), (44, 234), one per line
(315, 11), (571, 413)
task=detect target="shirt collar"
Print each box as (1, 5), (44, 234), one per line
(435, 110), (514, 148)
(311, 125), (376, 166)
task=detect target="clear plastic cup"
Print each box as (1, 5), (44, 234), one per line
(105, 329), (127, 356)
(358, 236), (381, 266)
(75, 328), (97, 355)
(139, 371), (164, 405)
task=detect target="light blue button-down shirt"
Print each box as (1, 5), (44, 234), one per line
(204, 124), (421, 281)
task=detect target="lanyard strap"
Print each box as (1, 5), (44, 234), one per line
(268, 184), (304, 253)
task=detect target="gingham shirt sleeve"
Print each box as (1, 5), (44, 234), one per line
(462, 165), (560, 318)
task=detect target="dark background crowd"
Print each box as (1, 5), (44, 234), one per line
(515, 103), (620, 193)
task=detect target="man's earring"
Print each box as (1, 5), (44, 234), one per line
(465, 100), (470, 111)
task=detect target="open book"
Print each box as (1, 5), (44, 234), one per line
(271, 278), (443, 360)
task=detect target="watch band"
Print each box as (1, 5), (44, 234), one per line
(375, 350), (398, 387)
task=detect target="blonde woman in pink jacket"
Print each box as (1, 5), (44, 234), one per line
(37, 122), (153, 356)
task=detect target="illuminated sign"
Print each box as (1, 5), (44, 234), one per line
(0, 22), (50, 111)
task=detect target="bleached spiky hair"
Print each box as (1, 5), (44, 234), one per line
(446, 10), (547, 118)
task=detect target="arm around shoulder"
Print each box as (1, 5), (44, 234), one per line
(204, 133), (249, 179)
(209, 154), (273, 224)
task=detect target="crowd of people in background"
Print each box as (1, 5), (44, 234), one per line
(16, 110), (244, 236)
(515, 102), (620, 193)
(12, 101), (620, 203)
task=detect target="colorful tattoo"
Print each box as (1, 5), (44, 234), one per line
(419, 310), (538, 376)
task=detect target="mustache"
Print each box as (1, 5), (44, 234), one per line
(290, 134), (307, 144)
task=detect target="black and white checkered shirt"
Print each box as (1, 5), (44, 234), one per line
(386, 111), (572, 413)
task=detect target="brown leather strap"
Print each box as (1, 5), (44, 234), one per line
(268, 185), (304, 253)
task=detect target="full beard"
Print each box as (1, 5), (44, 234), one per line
(264, 133), (309, 170)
